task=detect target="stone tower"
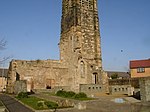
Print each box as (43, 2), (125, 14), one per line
(59, 0), (107, 91)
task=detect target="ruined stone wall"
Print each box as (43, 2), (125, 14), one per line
(139, 77), (150, 102)
(80, 84), (106, 97)
(7, 59), (69, 93)
(14, 80), (27, 94)
(109, 85), (134, 96)
(109, 78), (140, 88)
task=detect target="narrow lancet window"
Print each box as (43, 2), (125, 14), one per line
(80, 61), (85, 78)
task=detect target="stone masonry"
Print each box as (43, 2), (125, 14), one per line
(7, 0), (108, 93)
(139, 77), (150, 102)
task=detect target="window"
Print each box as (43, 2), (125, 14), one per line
(93, 72), (98, 84)
(137, 68), (145, 73)
(80, 61), (85, 78)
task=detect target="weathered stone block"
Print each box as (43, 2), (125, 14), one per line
(139, 77), (150, 102)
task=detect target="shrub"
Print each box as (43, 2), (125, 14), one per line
(111, 73), (118, 79)
(44, 101), (58, 109)
(17, 92), (28, 99)
(56, 91), (88, 100)
(56, 90), (76, 98)
(37, 102), (44, 108)
(66, 91), (76, 98)
(74, 92), (87, 99)
(56, 90), (67, 97)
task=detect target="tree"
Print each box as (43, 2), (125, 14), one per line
(0, 38), (11, 92)
(111, 73), (118, 79)
(0, 39), (11, 64)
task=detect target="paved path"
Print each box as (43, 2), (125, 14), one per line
(0, 94), (34, 112)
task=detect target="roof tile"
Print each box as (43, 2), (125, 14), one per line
(130, 59), (150, 69)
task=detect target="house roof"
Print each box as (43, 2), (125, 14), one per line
(0, 68), (8, 77)
(130, 59), (150, 69)
(106, 71), (130, 78)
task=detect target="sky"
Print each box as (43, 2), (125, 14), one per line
(0, 0), (150, 71)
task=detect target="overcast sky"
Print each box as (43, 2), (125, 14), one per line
(0, 0), (150, 71)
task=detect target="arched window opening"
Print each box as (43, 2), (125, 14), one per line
(80, 61), (85, 78)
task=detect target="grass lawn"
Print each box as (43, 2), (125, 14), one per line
(55, 94), (95, 101)
(17, 96), (57, 110)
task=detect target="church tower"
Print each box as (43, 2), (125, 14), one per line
(59, 0), (107, 91)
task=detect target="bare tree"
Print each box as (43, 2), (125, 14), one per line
(0, 39), (7, 50)
(0, 38), (11, 64)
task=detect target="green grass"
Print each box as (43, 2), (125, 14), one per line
(55, 94), (95, 101)
(55, 93), (95, 101)
(17, 96), (57, 110)
(41, 92), (55, 96)
(55, 90), (95, 101)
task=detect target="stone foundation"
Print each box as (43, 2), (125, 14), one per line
(80, 84), (107, 97)
(109, 85), (134, 96)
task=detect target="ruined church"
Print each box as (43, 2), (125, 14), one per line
(7, 0), (108, 93)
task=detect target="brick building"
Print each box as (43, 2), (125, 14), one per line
(0, 68), (8, 92)
(130, 59), (150, 78)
